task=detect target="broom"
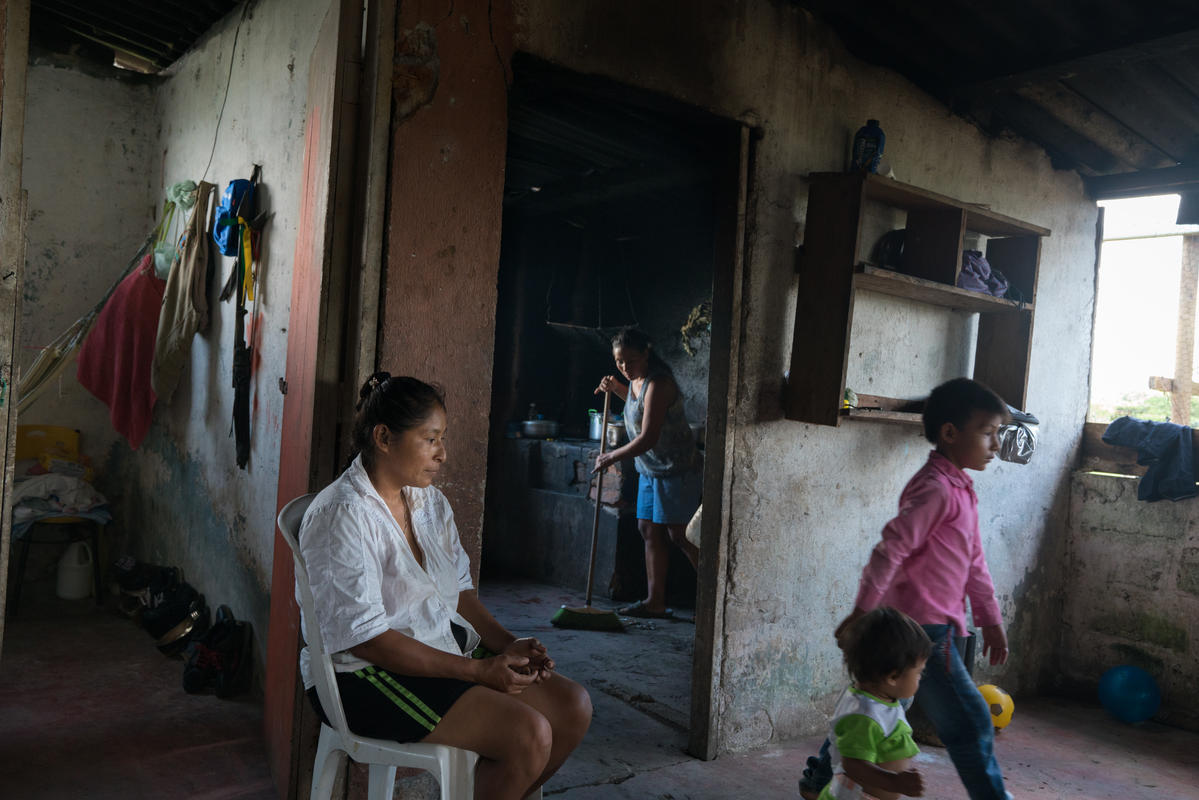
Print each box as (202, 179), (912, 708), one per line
(550, 390), (624, 631)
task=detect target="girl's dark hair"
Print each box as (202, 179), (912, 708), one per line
(350, 372), (445, 469)
(611, 326), (669, 374)
(921, 377), (1008, 444)
(841, 607), (932, 685)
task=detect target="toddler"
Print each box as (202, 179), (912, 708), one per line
(819, 607), (931, 800)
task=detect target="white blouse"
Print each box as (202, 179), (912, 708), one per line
(297, 455), (480, 688)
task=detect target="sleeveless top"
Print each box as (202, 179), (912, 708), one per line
(624, 366), (696, 478)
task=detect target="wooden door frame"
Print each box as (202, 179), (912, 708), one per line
(486, 56), (753, 759)
(688, 124), (753, 760)
(0, 0), (30, 661)
(262, 0), (392, 796)
(344, 0), (392, 401)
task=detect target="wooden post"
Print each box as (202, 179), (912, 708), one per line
(1173, 235), (1198, 424)
(689, 123), (750, 761)
(0, 0), (31, 661)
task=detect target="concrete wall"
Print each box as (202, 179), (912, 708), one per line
(18, 59), (157, 463)
(516, 0), (1097, 752)
(378, 0), (514, 573)
(111, 0), (330, 670)
(619, 190), (716, 426)
(19, 0), (330, 671)
(1061, 471), (1199, 732)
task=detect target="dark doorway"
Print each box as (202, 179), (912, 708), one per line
(481, 55), (743, 743)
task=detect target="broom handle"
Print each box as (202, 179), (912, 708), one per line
(585, 390), (611, 608)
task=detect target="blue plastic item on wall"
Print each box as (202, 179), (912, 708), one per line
(213, 178), (254, 256)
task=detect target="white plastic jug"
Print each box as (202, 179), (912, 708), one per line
(56, 541), (93, 600)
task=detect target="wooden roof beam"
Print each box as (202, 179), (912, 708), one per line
(980, 92), (1127, 174)
(1086, 165), (1199, 199)
(958, 27), (1199, 94)
(42, 0), (199, 42)
(1011, 82), (1177, 172)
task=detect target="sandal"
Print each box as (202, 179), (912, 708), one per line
(618, 601), (673, 619)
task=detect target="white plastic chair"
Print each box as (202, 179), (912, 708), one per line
(279, 494), (543, 800)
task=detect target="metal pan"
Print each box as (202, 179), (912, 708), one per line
(522, 419), (560, 438)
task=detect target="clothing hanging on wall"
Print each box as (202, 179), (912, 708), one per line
(216, 165), (264, 470)
(1102, 416), (1197, 501)
(77, 254), (166, 450)
(16, 235), (154, 414)
(152, 181), (217, 402)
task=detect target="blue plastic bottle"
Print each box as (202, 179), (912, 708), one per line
(850, 119), (885, 173)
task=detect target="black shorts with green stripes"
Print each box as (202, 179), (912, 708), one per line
(307, 665), (475, 743)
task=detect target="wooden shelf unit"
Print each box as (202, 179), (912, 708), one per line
(843, 408), (924, 425)
(786, 172), (1049, 427)
(841, 393), (925, 427)
(854, 265), (1033, 313)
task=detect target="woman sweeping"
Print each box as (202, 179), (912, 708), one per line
(594, 327), (701, 618)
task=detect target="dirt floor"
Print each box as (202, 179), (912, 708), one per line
(0, 585), (275, 799)
(479, 579), (1199, 800)
(2, 576), (1197, 799)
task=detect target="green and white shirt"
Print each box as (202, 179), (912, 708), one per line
(818, 687), (920, 800)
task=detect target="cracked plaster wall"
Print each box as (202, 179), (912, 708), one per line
(18, 0), (330, 674)
(1061, 472), (1199, 731)
(19, 62), (157, 465)
(517, 0), (1096, 752)
(379, 0), (515, 573)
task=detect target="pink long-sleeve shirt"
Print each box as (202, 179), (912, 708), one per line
(854, 451), (1003, 636)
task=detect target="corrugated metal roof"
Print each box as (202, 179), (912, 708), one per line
(30, 0), (241, 73)
(793, 0), (1199, 196)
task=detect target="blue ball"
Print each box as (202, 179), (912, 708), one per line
(1098, 665), (1161, 724)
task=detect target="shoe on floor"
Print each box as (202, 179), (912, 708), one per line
(182, 639), (222, 694)
(181, 605), (253, 698)
(213, 608), (254, 698)
(618, 600), (672, 619)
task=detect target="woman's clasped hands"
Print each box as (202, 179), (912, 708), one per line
(474, 637), (555, 695)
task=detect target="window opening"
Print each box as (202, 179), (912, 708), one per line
(1089, 195), (1199, 424)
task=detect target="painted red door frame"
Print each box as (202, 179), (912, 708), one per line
(263, 1), (361, 796)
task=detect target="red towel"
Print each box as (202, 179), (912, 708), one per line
(77, 254), (166, 449)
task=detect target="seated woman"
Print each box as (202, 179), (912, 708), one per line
(298, 373), (592, 800)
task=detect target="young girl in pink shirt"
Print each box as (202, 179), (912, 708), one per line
(801, 378), (1013, 800)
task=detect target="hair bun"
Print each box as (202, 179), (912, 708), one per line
(357, 371), (393, 408)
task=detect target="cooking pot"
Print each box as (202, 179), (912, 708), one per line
(588, 410), (604, 440)
(605, 420), (627, 448)
(522, 419), (559, 439)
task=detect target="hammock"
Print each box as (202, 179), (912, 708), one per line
(15, 233), (155, 413)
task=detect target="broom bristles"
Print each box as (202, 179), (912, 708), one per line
(550, 604), (624, 631)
